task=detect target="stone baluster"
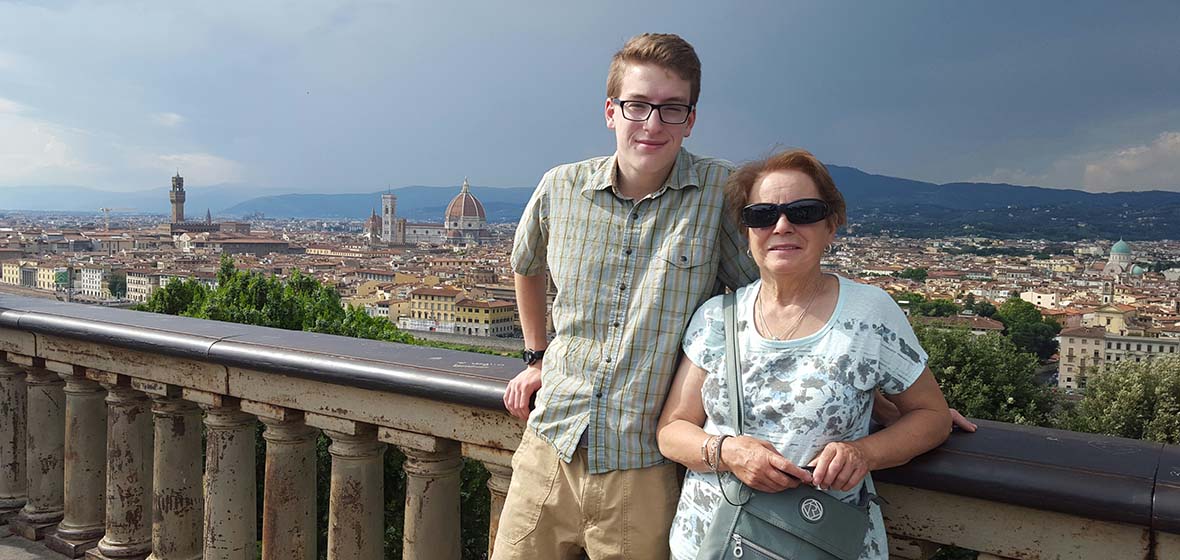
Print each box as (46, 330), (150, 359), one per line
(11, 364), (65, 540)
(46, 371), (107, 557)
(484, 462), (513, 559)
(146, 396), (203, 560)
(0, 360), (27, 524)
(202, 404), (257, 560)
(258, 409), (318, 560)
(887, 536), (941, 560)
(89, 383), (153, 560)
(401, 438), (462, 560)
(319, 422), (385, 560)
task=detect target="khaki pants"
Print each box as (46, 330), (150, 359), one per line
(491, 430), (680, 560)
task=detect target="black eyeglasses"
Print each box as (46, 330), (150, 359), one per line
(741, 199), (831, 228)
(610, 98), (694, 124)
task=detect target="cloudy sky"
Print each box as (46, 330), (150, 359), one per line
(2, 0), (1179, 194)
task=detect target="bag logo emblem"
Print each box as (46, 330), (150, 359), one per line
(800, 498), (824, 523)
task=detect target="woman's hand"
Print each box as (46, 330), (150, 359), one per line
(808, 441), (870, 492)
(720, 435), (813, 493)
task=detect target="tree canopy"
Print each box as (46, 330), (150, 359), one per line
(916, 326), (1054, 425)
(1062, 356), (1180, 444)
(891, 291), (961, 317)
(896, 267), (928, 282)
(138, 256), (412, 344)
(994, 298), (1060, 360)
(108, 271), (127, 299)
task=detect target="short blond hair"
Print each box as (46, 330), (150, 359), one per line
(606, 33), (701, 105)
(725, 149), (848, 234)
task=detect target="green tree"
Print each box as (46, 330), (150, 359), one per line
(896, 267), (929, 282)
(916, 299), (961, 317)
(916, 326), (1054, 425)
(994, 298), (1060, 360)
(137, 278), (210, 316)
(995, 298), (1042, 327)
(974, 302), (997, 318)
(1007, 320), (1060, 361)
(108, 271), (127, 299)
(1150, 260), (1179, 273)
(891, 291), (925, 305)
(1062, 356), (1180, 444)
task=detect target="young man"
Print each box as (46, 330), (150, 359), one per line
(495, 33), (756, 559)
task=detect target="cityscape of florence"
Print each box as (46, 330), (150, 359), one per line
(1, 2), (1179, 560)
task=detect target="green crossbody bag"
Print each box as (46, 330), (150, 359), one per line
(694, 291), (880, 560)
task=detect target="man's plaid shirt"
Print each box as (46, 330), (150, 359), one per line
(511, 148), (758, 473)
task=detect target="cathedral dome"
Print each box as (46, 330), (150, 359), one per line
(1111, 239), (1132, 255)
(445, 177), (486, 222)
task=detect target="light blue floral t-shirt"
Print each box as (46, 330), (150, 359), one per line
(670, 275), (927, 560)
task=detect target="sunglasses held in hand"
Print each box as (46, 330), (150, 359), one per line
(740, 199), (832, 228)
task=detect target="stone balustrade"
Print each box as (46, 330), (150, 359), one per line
(1, 294), (1178, 560)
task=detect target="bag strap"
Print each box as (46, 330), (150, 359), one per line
(723, 290), (744, 435)
(718, 291), (751, 507)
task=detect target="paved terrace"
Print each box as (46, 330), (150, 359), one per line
(0, 293), (1178, 559)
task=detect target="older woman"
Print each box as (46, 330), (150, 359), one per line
(657, 149), (952, 560)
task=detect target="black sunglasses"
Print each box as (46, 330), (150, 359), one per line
(741, 199), (831, 228)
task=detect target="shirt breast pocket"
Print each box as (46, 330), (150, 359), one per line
(655, 238), (712, 271)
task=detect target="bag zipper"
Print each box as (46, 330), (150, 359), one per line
(731, 533), (790, 560)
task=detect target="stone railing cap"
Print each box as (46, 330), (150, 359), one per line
(3, 293), (1180, 533)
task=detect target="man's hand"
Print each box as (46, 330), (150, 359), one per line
(504, 365), (542, 420)
(950, 408), (978, 432)
(720, 435), (813, 493)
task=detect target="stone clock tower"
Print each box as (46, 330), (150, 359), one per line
(170, 171), (186, 224)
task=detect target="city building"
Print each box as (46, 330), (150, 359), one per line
(1058, 326), (1180, 390)
(1, 261), (21, 285)
(454, 298), (516, 337)
(380, 192), (405, 245)
(443, 178), (488, 246)
(400, 286), (465, 332)
(1058, 326), (1106, 390)
(76, 265), (111, 299)
(1101, 239), (1146, 278)
(1020, 290), (1059, 309)
(35, 262), (66, 291)
(370, 179), (488, 247)
(126, 269), (161, 303)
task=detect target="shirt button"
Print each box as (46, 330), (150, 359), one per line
(630, 212), (639, 220)
(596, 392), (604, 398)
(605, 357), (612, 363)
(680, 255), (688, 262)
(624, 248), (633, 256)
(619, 283), (627, 291)
(612, 321), (620, 328)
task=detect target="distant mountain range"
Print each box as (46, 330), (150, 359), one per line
(2, 167), (1177, 240)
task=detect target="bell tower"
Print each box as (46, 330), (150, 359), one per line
(170, 171), (186, 224)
